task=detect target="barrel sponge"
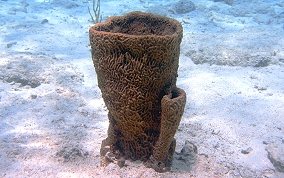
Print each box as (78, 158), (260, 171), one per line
(89, 11), (185, 171)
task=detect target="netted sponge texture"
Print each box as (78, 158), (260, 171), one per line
(89, 11), (184, 170)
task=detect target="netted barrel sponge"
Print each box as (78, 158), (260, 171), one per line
(89, 11), (185, 171)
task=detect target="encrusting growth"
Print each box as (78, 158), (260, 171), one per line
(89, 11), (186, 172)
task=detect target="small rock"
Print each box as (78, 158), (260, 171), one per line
(30, 94), (37, 99)
(41, 19), (48, 24)
(225, 0), (234, 5)
(266, 145), (284, 172)
(177, 140), (198, 162)
(214, 0), (233, 5)
(117, 157), (125, 168)
(147, 5), (168, 16)
(6, 42), (17, 48)
(173, 141), (197, 171)
(181, 140), (198, 155)
(241, 147), (253, 154)
(170, 0), (196, 14)
(105, 152), (115, 163)
(263, 141), (269, 145)
(254, 85), (268, 91)
(100, 145), (110, 157)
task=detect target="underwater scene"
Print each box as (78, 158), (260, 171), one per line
(0, 0), (284, 177)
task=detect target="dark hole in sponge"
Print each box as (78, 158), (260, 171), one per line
(171, 88), (180, 99)
(94, 12), (178, 36)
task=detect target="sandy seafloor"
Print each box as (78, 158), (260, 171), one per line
(0, 0), (284, 177)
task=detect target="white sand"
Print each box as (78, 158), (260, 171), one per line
(0, 0), (284, 177)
